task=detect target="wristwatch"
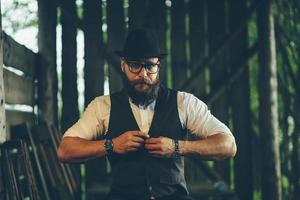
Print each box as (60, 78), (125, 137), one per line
(104, 139), (114, 155)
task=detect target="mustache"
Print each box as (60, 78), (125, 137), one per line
(131, 78), (152, 85)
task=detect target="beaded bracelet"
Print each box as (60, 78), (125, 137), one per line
(174, 139), (180, 159)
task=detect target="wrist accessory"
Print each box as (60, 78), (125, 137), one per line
(174, 139), (180, 159)
(104, 139), (114, 155)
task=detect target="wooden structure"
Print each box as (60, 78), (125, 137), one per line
(0, 0), (284, 199)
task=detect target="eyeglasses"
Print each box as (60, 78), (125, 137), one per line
(124, 59), (160, 74)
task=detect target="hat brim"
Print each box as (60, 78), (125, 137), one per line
(115, 50), (167, 59)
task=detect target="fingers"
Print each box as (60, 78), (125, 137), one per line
(145, 137), (161, 144)
(131, 136), (145, 143)
(148, 150), (163, 155)
(144, 143), (160, 150)
(132, 131), (150, 139)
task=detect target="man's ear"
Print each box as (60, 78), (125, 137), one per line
(120, 58), (125, 72)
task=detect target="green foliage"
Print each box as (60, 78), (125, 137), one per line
(2, 0), (38, 34)
(253, 190), (262, 200)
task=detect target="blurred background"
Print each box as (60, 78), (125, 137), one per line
(0, 0), (299, 200)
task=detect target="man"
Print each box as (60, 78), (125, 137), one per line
(57, 29), (236, 200)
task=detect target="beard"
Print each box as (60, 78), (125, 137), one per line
(122, 74), (160, 107)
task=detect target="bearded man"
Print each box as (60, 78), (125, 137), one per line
(57, 28), (237, 200)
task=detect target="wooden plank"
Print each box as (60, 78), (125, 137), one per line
(0, 3), (7, 144)
(5, 110), (34, 126)
(2, 31), (36, 77)
(180, 0), (260, 90)
(3, 68), (34, 105)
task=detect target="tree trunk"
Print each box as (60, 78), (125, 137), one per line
(60, 0), (79, 133)
(107, 0), (125, 93)
(229, 0), (253, 199)
(37, 0), (58, 126)
(257, 0), (282, 199)
(207, 0), (231, 184)
(171, 0), (187, 90)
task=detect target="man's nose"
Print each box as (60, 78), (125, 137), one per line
(138, 67), (148, 77)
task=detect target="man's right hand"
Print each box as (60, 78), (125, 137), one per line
(112, 131), (150, 154)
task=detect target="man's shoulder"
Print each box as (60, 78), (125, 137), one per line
(90, 94), (111, 108)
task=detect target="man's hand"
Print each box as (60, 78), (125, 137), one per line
(145, 137), (174, 158)
(112, 131), (149, 154)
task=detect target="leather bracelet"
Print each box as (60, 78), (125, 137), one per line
(174, 139), (180, 159)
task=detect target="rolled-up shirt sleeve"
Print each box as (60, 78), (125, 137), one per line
(63, 97), (107, 140)
(178, 92), (234, 139)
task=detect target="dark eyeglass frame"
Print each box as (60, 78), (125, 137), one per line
(123, 59), (161, 74)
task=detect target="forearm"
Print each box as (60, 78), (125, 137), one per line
(179, 133), (236, 160)
(57, 136), (106, 163)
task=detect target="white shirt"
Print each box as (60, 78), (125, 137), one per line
(63, 91), (234, 140)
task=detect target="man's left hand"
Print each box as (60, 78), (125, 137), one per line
(145, 137), (174, 158)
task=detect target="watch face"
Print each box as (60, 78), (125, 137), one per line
(105, 139), (113, 151)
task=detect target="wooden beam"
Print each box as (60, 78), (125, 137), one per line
(3, 69), (34, 106)
(2, 32), (36, 77)
(180, 0), (260, 90)
(0, 3), (7, 144)
(6, 110), (34, 126)
(205, 42), (258, 105)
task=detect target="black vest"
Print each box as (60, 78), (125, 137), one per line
(106, 87), (188, 199)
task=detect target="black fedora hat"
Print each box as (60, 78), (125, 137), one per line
(115, 28), (167, 59)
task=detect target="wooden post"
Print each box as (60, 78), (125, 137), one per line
(229, 0), (253, 199)
(60, 0), (79, 133)
(83, 0), (107, 191)
(171, 0), (187, 89)
(188, 0), (206, 96)
(207, 0), (230, 184)
(83, 0), (104, 106)
(107, 0), (125, 93)
(0, 3), (6, 144)
(128, 0), (147, 30)
(37, 0), (58, 126)
(145, 0), (167, 83)
(257, 0), (282, 199)
(60, 1), (81, 198)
